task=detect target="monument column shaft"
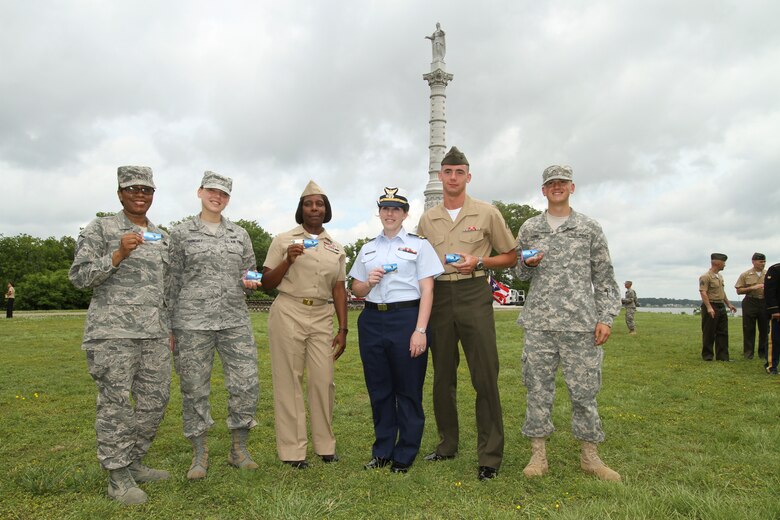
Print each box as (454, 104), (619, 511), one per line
(423, 69), (453, 210)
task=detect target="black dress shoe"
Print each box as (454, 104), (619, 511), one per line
(478, 466), (498, 481)
(363, 457), (391, 470)
(320, 454), (339, 463)
(390, 461), (410, 473)
(283, 460), (309, 469)
(423, 452), (455, 462)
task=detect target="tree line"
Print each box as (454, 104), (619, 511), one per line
(0, 201), (540, 310)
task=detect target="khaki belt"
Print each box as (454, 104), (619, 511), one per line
(280, 293), (329, 306)
(436, 270), (487, 282)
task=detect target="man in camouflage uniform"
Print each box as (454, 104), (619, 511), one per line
(69, 166), (171, 505)
(168, 172), (260, 480)
(515, 165), (622, 481)
(622, 281), (637, 334)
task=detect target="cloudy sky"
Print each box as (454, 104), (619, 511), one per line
(2, 1), (778, 299)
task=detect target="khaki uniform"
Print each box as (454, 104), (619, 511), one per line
(263, 225), (346, 461)
(69, 212), (171, 470)
(417, 195), (515, 469)
(699, 270), (729, 361)
(168, 215), (259, 438)
(735, 267), (768, 360)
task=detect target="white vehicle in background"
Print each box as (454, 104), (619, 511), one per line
(504, 289), (525, 306)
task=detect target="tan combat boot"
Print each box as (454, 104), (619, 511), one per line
(580, 441), (621, 481)
(522, 437), (549, 477)
(128, 460), (170, 482)
(227, 428), (258, 470)
(187, 433), (209, 480)
(107, 466), (148, 505)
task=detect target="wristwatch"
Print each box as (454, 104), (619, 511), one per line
(476, 257), (484, 270)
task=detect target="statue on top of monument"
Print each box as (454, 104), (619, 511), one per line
(425, 22), (446, 62)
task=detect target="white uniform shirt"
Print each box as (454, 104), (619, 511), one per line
(349, 227), (443, 304)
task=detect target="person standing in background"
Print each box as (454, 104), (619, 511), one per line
(5, 282), (14, 318)
(734, 253), (768, 361)
(621, 281), (637, 335)
(762, 262), (780, 375)
(699, 253), (737, 361)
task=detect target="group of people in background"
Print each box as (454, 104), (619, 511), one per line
(69, 147), (625, 505)
(698, 252), (780, 374)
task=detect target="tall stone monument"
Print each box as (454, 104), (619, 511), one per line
(423, 22), (453, 209)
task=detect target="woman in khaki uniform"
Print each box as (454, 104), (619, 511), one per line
(262, 180), (348, 468)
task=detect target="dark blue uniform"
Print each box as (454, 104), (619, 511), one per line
(764, 263), (780, 374)
(350, 228), (442, 466)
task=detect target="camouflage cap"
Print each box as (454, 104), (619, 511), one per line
(201, 171), (232, 195)
(117, 166), (155, 189)
(441, 146), (469, 166)
(711, 253), (728, 261)
(542, 165), (573, 184)
(377, 187), (409, 208)
(301, 180), (326, 198)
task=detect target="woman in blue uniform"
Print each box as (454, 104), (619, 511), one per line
(349, 188), (443, 473)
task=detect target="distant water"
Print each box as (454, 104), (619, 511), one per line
(637, 306), (743, 317)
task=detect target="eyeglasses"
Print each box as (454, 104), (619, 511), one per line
(123, 186), (155, 195)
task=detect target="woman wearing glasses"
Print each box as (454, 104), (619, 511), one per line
(69, 166), (171, 505)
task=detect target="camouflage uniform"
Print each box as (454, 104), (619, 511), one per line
(622, 287), (637, 332)
(516, 209), (621, 443)
(69, 211), (171, 470)
(168, 215), (259, 438)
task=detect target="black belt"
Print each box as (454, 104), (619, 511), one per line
(364, 299), (420, 311)
(744, 296), (764, 300)
(708, 301), (726, 306)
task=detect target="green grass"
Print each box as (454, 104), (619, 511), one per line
(1, 310), (778, 519)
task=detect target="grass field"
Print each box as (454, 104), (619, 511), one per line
(1, 310), (779, 519)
